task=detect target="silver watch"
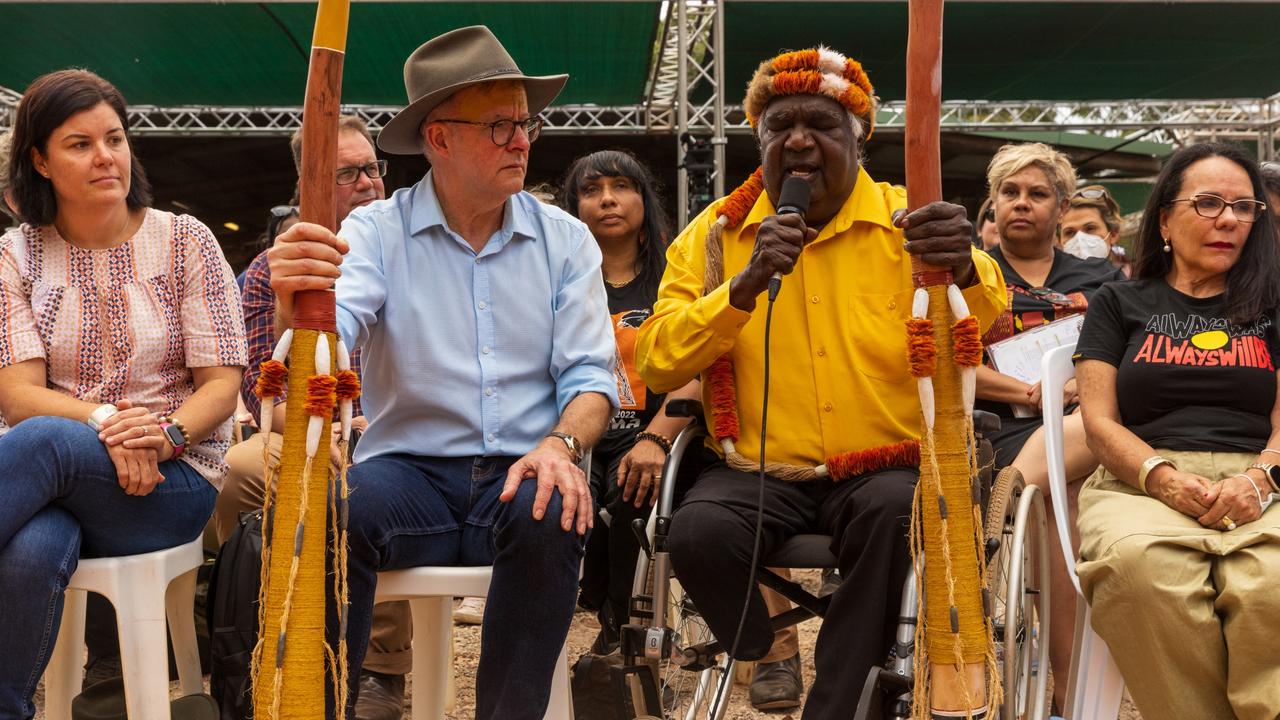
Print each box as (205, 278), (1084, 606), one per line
(86, 403), (119, 432)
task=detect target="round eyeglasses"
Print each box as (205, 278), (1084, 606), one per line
(1168, 194), (1268, 223)
(431, 116), (543, 146)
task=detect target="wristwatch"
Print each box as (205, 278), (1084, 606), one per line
(159, 415), (190, 458)
(1248, 462), (1280, 493)
(546, 431), (583, 465)
(86, 404), (119, 432)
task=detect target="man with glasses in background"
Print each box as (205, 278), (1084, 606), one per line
(214, 115), (410, 720)
(267, 26), (617, 719)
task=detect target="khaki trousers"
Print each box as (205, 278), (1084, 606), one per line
(1077, 449), (1280, 720)
(215, 432), (413, 675)
(759, 570), (800, 664)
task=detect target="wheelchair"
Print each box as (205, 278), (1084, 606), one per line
(614, 400), (1052, 720)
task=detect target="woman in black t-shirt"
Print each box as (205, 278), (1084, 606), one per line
(560, 151), (701, 651)
(1074, 143), (1280, 717)
(976, 143), (1125, 709)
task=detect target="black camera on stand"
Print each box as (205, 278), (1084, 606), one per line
(680, 132), (715, 219)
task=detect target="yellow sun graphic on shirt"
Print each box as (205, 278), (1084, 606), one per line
(1191, 330), (1229, 350)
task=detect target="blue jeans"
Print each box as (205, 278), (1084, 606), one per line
(0, 416), (217, 720)
(337, 454), (587, 720)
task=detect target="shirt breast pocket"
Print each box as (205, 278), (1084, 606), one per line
(846, 289), (914, 383)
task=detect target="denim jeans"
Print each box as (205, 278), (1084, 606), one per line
(337, 454), (587, 720)
(0, 416), (217, 720)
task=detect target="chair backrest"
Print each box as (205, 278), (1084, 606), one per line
(1040, 342), (1081, 596)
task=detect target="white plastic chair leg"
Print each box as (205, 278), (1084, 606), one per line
(545, 641), (574, 720)
(44, 589), (88, 720)
(165, 567), (204, 696)
(408, 596), (453, 720)
(116, 587), (173, 720)
(1064, 602), (1124, 720)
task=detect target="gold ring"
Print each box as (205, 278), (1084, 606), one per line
(1223, 516), (1236, 530)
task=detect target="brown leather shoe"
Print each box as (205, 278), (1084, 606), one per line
(749, 653), (803, 711)
(354, 670), (405, 720)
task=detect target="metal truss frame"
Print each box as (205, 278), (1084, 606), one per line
(3, 0), (1276, 191)
(4, 86), (1275, 159)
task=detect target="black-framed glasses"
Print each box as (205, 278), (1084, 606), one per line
(1169, 194), (1268, 223)
(431, 116), (543, 146)
(336, 159), (388, 186)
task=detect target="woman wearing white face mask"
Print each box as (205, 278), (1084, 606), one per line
(1061, 185), (1131, 276)
(975, 142), (1127, 714)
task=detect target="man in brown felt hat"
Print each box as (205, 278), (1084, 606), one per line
(268, 26), (618, 719)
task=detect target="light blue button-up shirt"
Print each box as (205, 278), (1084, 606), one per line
(334, 172), (619, 462)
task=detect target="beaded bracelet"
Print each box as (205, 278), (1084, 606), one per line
(636, 431), (673, 454)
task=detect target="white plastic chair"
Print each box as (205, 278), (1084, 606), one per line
(374, 565), (574, 720)
(1040, 343), (1125, 720)
(43, 536), (206, 720)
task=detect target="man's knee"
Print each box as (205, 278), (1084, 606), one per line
(213, 436), (273, 544)
(668, 500), (742, 567)
(501, 478), (580, 542)
(862, 471), (917, 517)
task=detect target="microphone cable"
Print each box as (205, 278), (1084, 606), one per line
(726, 286), (777, 668)
(725, 175), (806, 676)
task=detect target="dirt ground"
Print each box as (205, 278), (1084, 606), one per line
(34, 569), (1141, 719)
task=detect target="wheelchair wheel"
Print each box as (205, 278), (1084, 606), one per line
(629, 546), (734, 720)
(985, 474), (1052, 720)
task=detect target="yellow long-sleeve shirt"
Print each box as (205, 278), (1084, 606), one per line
(636, 168), (1007, 468)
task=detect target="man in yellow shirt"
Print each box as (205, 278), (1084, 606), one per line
(636, 46), (1006, 717)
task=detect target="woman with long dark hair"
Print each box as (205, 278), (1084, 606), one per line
(1075, 142), (1280, 716)
(0, 70), (245, 716)
(560, 150), (700, 650)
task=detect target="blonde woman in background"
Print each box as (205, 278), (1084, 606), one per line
(975, 142), (1126, 713)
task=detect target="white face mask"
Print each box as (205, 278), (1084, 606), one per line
(1063, 231), (1111, 260)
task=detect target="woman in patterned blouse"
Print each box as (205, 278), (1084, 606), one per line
(0, 70), (247, 716)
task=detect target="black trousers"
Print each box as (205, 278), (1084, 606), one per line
(668, 462), (917, 720)
(581, 443), (711, 644)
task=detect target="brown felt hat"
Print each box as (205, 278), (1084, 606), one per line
(377, 25), (568, 155)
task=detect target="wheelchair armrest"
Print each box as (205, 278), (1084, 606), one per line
(665, 398), (704, 419)
(973, 409), (1001, 436)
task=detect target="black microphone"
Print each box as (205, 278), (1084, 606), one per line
(767, 176), (812, 301)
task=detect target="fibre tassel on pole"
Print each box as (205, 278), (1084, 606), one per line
(252, 0), (353, 717)
(904, 0), (999, 717)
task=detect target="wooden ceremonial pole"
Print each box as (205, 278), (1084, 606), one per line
(905, 0), (998, 717)
(252, 0), (351, 717)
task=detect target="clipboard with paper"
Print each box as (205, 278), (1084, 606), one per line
(986, 314), (1084, 417)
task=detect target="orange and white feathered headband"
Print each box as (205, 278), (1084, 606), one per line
(743, 46), (877, 137)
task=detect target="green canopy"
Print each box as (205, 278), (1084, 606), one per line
(0, 2), (661, 106)
(724, 2), (1280, 102)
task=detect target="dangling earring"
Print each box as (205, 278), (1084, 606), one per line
(1162, 237), (1171, 253)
